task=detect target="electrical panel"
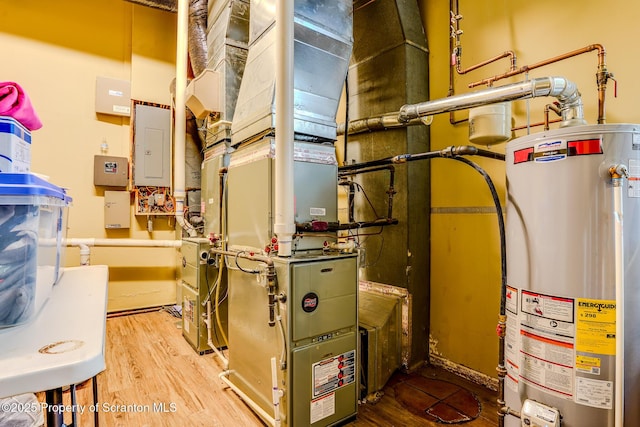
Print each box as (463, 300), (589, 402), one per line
(104, 190), (130, 229)
(94, 155), (128, 187)
(133, 103), (171, 187)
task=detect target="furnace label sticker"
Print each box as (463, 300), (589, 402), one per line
(312, 350), (356, 398)
(309, 207), (326, 216)
(627, 159), (640, 198)
(183, 296), (193, 334)
(575, 377), (613, 409)
(310, 392), (335, 424)
(576, 298), (616, 355)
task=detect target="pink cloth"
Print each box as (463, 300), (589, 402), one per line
(0, 82), (42, 131)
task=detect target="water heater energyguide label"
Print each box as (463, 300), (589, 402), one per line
(519, 291), (575, 400)
(576, 298), (616, 355)
(312, 350), (356, 398)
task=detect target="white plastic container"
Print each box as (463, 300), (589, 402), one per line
(0, 173), (71, 327)
(0, 116), (31, 172)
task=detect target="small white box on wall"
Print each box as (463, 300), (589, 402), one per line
(95, 76), (131, 117)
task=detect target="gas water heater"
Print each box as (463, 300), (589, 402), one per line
(505, 124), (640, 426)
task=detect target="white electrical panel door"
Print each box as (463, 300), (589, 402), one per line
(133, 104), (171, 187)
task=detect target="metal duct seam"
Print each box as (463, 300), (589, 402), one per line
(398, 76), (586, 128)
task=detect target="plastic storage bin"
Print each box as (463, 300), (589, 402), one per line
(0, 116), (31, 172)
(0, 173), (72, 327)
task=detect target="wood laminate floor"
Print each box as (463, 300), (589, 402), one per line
(38, 310), (498, 426)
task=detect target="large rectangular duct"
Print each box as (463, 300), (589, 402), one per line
(206, 0), (250, 146)
(348, 0), (430, 367)
(230, 0), (353, 144)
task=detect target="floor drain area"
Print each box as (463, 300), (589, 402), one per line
(394, 377), (481, 424)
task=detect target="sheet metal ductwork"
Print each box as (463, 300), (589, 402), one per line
(230, 0), (353, 144)
(206, 0), (250, 145)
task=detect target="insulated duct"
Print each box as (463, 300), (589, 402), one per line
(347, 0), (430, 367)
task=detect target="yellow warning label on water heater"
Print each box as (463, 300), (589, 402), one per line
(576, 298), (616, 355)
(576, 355), (602, 375)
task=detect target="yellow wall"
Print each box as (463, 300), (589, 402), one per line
(421, 0), (638, 377)
(0, 0), (178, 311)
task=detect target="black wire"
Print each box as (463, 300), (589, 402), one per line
(234, 252), (261, 275)
(449, 156), (507, 316)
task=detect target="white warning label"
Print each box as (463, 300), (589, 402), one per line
(628, 159), (640, 198)
(520, 330), (574, 399)
(310, 392), (335, 424)
(312, 350), (355, 398)
(575, 377), (613, 409)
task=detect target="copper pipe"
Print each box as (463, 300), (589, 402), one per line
(448, 0), (517, 125)
(511, 118), (562, 132)
(543, 103), (562, 131)
(457, 50), (517, 75)
(470, 44), (606, 87)
(469, 44), (611, 124)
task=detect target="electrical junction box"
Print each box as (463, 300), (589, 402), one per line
(95, 76), (131, 117)
(94, 155), (128, 187)
(104, 190), (130, 229)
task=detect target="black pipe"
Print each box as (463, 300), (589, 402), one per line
(338, 164), (398, 177)
(339, 148), (509, 424)
(348, 181), (356, 222)
(386, 167), (396, 220)
(449, 156), (507, 315)
(447, 155), (509, 427)
(338, 145), (505, 174)
(338, 156), (396, 172)
(296, 218), (398, 233)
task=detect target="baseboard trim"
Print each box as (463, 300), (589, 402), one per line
(429, 353), (499, 391)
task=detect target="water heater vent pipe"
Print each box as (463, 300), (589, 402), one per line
(398, 76), (586, 128)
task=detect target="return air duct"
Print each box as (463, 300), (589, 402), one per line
(346, 0), (430, 367)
